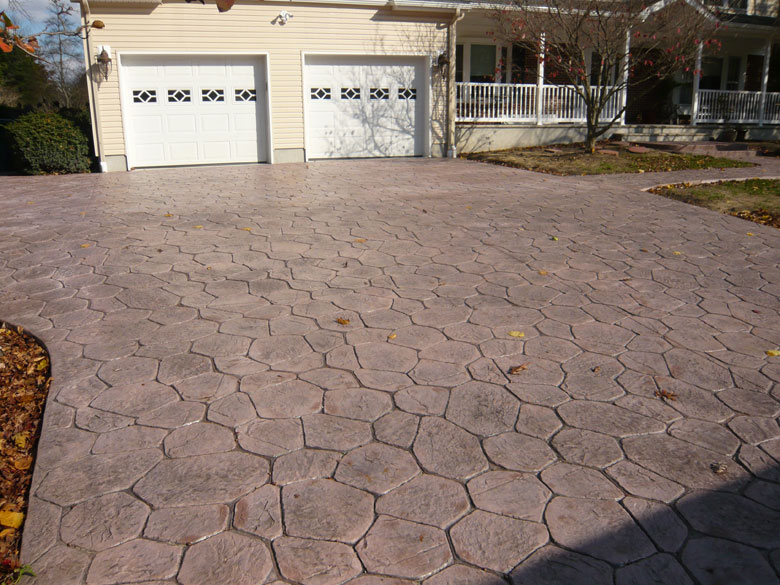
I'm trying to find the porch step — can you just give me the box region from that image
[614,125,721,143]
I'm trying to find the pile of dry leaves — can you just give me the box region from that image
[0,323,50,579]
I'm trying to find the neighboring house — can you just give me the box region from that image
[77,0,778,171]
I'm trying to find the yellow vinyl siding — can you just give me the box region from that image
[87,1,450,159]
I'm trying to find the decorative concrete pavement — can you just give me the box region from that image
[2,158,780,585]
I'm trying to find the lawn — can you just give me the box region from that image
[464,143,754,175]
[650,178,780,228]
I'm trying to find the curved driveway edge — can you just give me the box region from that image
[2,158,780,585]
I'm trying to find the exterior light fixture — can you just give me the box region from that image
[276,10,293,24]
[96,47,112,81]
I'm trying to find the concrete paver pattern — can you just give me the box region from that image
[2,158,780,585]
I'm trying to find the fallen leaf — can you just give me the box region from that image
[766,350,780,357]
[507,331,525,338]
[354,238,367,243]
[638,169,645,173]
[80,243,90,248]
[0,528,15,539]
[194,225,204,229]
[336,318,350,326]
[466,206,472,210]
[508,363,529,375]
[388,334,397,340]
[655,389,677,401]
[164,213,173,217]
[746,232,755,236]
[538,270,548,276]
[12,433,28,449]
[592,366,601,373]
[241,227,252,231]
[710,462,727,475]
[0,511,23,529]
[13,456,32,470]
[551,236,559,241]
[673,251,682,255]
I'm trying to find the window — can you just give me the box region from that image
[202,89,225,102]
[455,44,464,83]
[341,87,361,100]
[699,57,723,90]
[470,44,497,83]
[132,89,156,103]
[311,87,331,100]
[726,56,741,91]
[370,88,389,100]
[167,89,191,103]
[235,89,256,102]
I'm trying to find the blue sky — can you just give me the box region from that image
[1,0,83,34]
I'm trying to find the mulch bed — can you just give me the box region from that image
[0,323,50,581]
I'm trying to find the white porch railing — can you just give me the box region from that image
[456,83,537,122]
[456,82,624,124]
[694,89,780,124]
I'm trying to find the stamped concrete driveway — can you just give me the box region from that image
[3,158,780,585]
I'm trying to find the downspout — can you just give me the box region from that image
[80,0,107,172]
[447,8,464,158]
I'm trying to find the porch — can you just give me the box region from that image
[453,10,779,131]
[456,83,780,126]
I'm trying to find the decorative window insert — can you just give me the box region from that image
[370,88,390,100]
[341,87,361,100]
[398,88,417,100]
[311,87,331,100]
[167,89,191,103]
[201,88,225,102]
[235,89,257,102]
[132,89,157,103]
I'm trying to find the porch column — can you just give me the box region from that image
[691,41,703,126]
[758,40,772,126]
[536,33,545,126]
[620,30,631,125]
[447,9,462,158]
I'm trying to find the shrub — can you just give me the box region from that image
[6,111,90,175]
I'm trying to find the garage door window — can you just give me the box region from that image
[311,87,331,100]
[168,89,191,103]
[133,89,157,103]
[398,88,416,100]
[341,87,361,100]
[235,89,256,102]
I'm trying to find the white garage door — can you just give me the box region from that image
[122,55,267,167]
[305,56,426,159]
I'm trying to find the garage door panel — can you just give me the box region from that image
[168,142,199,162]
[167,115,197,133]
[305,56,425,159]
[123,55,267,167]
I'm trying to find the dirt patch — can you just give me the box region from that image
[463,142,754,175]
[0,324,50,581]
[649,179,780,229]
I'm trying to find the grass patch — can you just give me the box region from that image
[464,142,754,176]
[650,178,780,229]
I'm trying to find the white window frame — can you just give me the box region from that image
[457,39,510,83]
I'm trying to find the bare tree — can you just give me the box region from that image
[492,0,719,152]
[38,0,83,107]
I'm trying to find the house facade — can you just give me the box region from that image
[78,0,778,171]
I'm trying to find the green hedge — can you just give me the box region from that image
[6,111,91,175]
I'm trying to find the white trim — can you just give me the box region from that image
[301,51,434,159]
[116,50,273,169]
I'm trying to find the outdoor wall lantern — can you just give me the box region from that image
[274,10,293,25]
[432,51,449,72]
[96,47,113,81]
